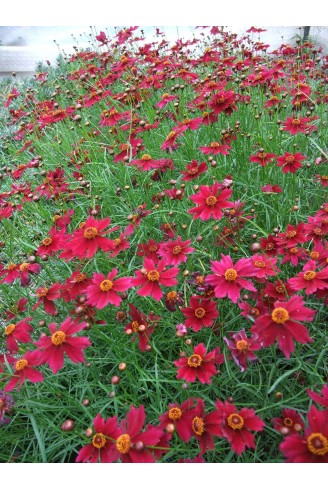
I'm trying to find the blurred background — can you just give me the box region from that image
[1,26,328,78]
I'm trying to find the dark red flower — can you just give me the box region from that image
[288,260,328,295]
[249,151,276,167]
[181,160,208,181]
[86,270,131,309]
[158,398,196,442]
[224,329,262,372]
[181,296,219,332]
[282,116,314,135]
[272,408,305,436]
[125,304,160,351]
[276,152,306,173]
[131,257,179,301]
[307,385,328,408]
[32,283,62,315]
[159,236,194,266]
[199,142,231,156]
[4,318,33,353]
[4,350,44,392]
[186,398,223,453]
[174,343,224,384]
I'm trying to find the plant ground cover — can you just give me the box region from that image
[0,26,327,464]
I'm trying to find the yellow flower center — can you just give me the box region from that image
[276,285,284,293]
[7,263,17,271]
[51,331,66,346]
[321,175,328,180]
[172,246,182,255]
[313,227,323,236]
[162,93,170,98]
[100,280,113,291]
[92,433,107,449]
[41,237,53,246]
[285,156,295,163]
[37,287,48,298]
[147,270,160,282]
[292,118,301,125]
[290,247,298,254]
[5,324,16,336]
[148,245,158,252]
[168,407,182,421]
[307,433,328,456]
[283,417,293,427]
[303,271,317,281]
[254,260,266,268]
[192,416,205,436]
[271,307,289,324]
[187,354,203,367]
[205,195,217,206]
[236,340,249,351]
[116,434,131,454]
[19,262,30,271]
[166,291,178,301]
[83,227,98,239]
[15,359,28,371]
[141,154,152,160]
[73,273,86,283]
[188,166,199,175]
[227,413,244,430]
[224,268,238,281]
[131,321,139,332]
[310,251,320,259]
[286,230,297,238]
[194,307,206,319]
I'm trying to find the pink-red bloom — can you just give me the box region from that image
[307,385,328,408]
[131,257,179,301]
[224,329,262,372]
[181,296,219,332]
[4,318,33,353]
[249,151,276,167]
[276,152,306,173]
[272,408,305,436]
[287,260,328,295]
[159,236,194,265]
[181,160,208,181]
[158,398,196,442]
[188,182,233,221]
[86,270,131,309]
[174,343,224,384]
[4,350,44,392]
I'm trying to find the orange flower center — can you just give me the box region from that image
[292,119,301,125]
[114,238,122,246]
[116,434,131,454]
[141,154,152,160]
[7,263,17,271]
[258,152,266,159]
[187,354,203,367]
[168,407,182,421]
[321,175,328,180]
[41,237,53,246]
[254,260,266,268]
[224,268,238,281]
[51,331,66,346]
[92,433,107,449]
[210,142,220,148]
[5,324,16,336]
[166,291,178,301]
[283,417,293,427]
[236,340,249,351]
[148,245,158,252]
[19,262,30,271]
[188,166,199,175]
[286,230,297,238]
[162,93,170,98]
[100,279,113,291]
[196,275,204,285]
[271,307,289,324]
[192,416,205,436]
[285,156,295,163]
[73,273,86,283]
[83,227,98,239]
[205,195,217,206]
[131,321,139,332]
[172,246,182,255]
[290,247,298,254]
[227,413,244,430]
[303,271,317,281]
[167,131,176,139]
[313,227,323,236]
[276,285,285,293]
[310,251,320,259]
[15,359,28,371]
[307,433,328,456]
[147,270,160,282]
[194,307,206,319]
[37,287,48,297]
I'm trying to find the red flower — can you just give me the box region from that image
[4,350,44,392]
[181,296,219,332]
[32,283,62,315]
[280,406,328,462]
[215,400,265,455]
[288,260,328,294]
[272,408,305,436]
[159,236,194,266]
[174,343,224,384]
[249,151,276,167]
[208,90,237,114]
[16,261,42,287]
[131,257,179,301]
[4,318,33,353]
[199,142,231,156]
[224,329,262,372]
[76,413,121,463]
[158,398,196,442]
[125,304,160,351]
[251,296,316,358]
[276,152,306,173]
[95,31,109,46]
[261,184,283,193]
[86,270,131,309]
[136,239,161,261]
[307,385,328,408]
[181,160,208,181]
[35,317,91,374]
[249,254,280,280]
[61,271,91,302]
[282,116,313,135]
[206,254,257,303]
[275,223,307,249]
[60,216,118,260]
[130,154,171,171]
[188,182,233,221]
[155,93,178,109]
[186,398,223,454]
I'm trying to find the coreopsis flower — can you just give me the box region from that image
[61,271,91,302]
[113,138,144,163]
[158,398,196,442]
[272,408,305,436]
[136,239,161,261]
[282,116,313,135]
[224,329,262,372]
[4,350,44,392]
[208,90,237,114]
[36,227,67,257]
[60,216,118,260]
[315,174,328,187]
[263,280,295,301]
[0,390,14,425]
[161,130,182,152]
[275,223,307,249]
[188,182,233,221]
[276,152,306,173]
[95,31,109,46]
[165,290,184,312]
[261,184,283,193]
[181,296,219,332]
[38,106,75,128]
[4,88,21,107]
[279,406,328,462]
[215,400,265,455]
[5,297,28,320]
[251,296,316,358]
[181,160,208,181]
[16,261,42,287]
[249,151,277,167]
[131,257,179,301]
[249,254,280,280]
[206,254,257,303]
[32,283,62,315]
[4,318,33,353]
[307,385,328,408]
[199,142,231,156]
[288,260,328,295]
[186,398,223,454]
[86,270,131,309]
[35,317,91,374]
[174,343,224,384]
[280,246,308,267]
[130,154,171,171]
[303,216,328,245]
[124,304,160,351]
[99,107,131,127]
[109,232,131,257]
[155,93,178,109]
[76,413,121,463]
[159,236,194,266]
